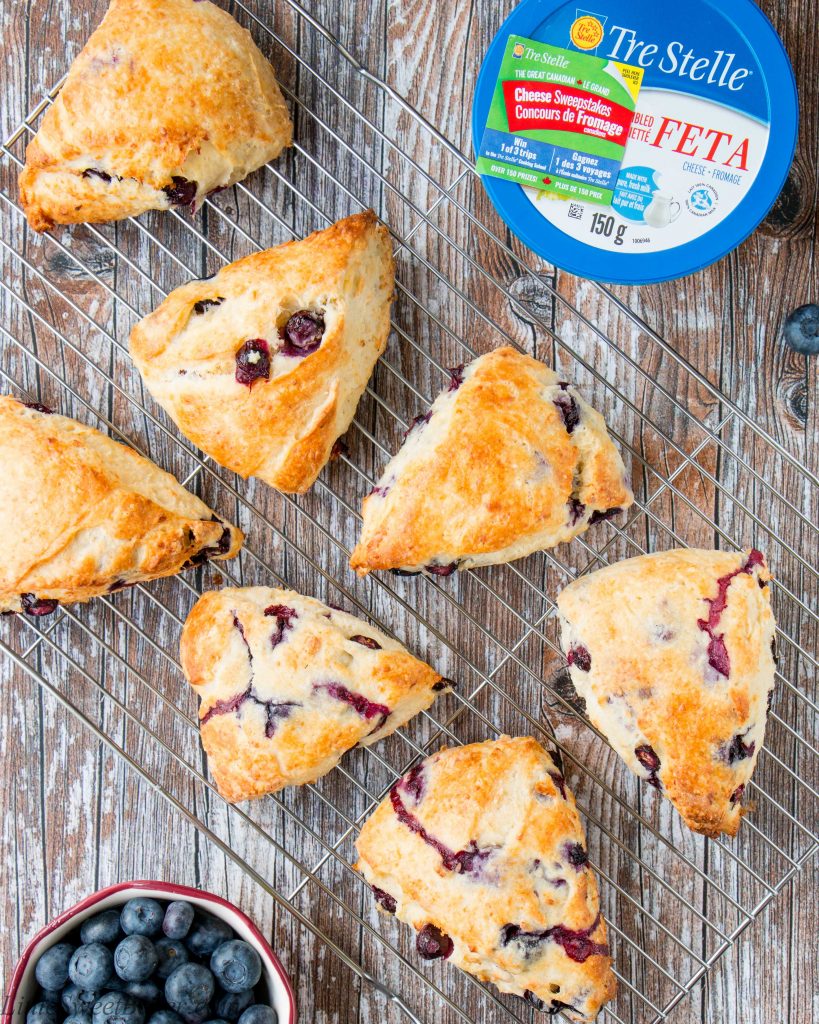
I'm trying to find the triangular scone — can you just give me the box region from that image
[356,737,616,1021]
[19,0,292,232]
[180,586,448,801]
[350,347,633,575]
[130,211,394,493]
[0,397,242,614]
[557,549,777,838]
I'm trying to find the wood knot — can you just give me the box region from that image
[786,380,808,424]
[760,164,813,238]
[509,273,555,323]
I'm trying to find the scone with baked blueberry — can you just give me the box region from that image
[19,0,292,231]
[180,586,449,801]
[130,211,394,494]
[356,736,616,1021]
[558,548,777,837]
[0,396,242,614]
[350,346,633,576]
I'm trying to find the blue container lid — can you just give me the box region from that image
[472,0,798,284]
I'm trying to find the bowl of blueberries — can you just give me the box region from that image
[2,882,295,1024]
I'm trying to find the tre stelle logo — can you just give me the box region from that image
[570,14,605,50]
[513,42,525,58]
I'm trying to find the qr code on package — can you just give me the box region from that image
[568,203,584,221]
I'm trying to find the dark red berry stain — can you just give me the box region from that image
[163,176,198,207]
[416,923,453,960]
[193,297,224,315]
[279,310,325,357]
[724,733,755,764]
[564,842,588,869]
[425,561,458,577]
[402,763,426,803]
[23,401,53,414]
[567,645,591,672]
[349,634,382,650]
[567,497,586,525]
[313,682,390,730]
[730,783,745,805]
[371,886,396,914]
[330,438,348,461]
[697,549,765,679]
[390,783,494,878]
[390,568,421,577]
[20,593,59,616]
[553,392,580,434]
[589,507,622,526]
[448,365,465,391]
[182,517,232,568]
[432,677,454,692]
[547,749,567,799]
[263,604,297,648]
[635,744,662,789]
[235,339,270,388]
[403,411,432,442]
[500,913,608,963]
[82,168,122,182]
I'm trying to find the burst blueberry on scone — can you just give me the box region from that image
[19,0,292,231]
[180,586,450,801]
[349,346,633,577]
[130,211,394,494]
[557,548,777,838]
[0,396,242,614]
[355,736,617,1021]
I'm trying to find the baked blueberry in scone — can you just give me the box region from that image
[0,396,242,614]
[557,548,777,838]
[349,347,633,576]
[179,587,449,801]
[19,0,292,232]
[355,737,616,1021]
[130,211,394,494]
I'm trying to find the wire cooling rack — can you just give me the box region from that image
[1,2,816,1022]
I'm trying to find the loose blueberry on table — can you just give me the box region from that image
[25,898,279,1024]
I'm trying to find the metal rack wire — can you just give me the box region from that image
[0,1,816,1022]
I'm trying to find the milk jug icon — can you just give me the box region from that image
[644,191,681,228]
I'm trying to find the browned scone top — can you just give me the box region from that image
[558,548,777,838]
[349,346,633,575]
[180,586,448,802]
[355,736,616,1021]
[19,0,292,231]
[0,396,242,614]
[130,211,394,493]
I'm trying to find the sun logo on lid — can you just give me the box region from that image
[570,15,604,50]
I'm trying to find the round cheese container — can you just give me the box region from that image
[472,0,799,284]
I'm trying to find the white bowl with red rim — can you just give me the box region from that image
[1,880,296,1024]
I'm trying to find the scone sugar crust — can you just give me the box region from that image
[130,211,394,493]
[19,0,292,231]
[180,586,447,801]
[557,548,777,837]
[0,396,242,613]
[349,346,633,575]
[355,736,616,1021]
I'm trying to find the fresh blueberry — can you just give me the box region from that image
[124,981,160,1004]
[237,1008,277,1024]
[121,898,164,937]
[92,993,145,1024]
[185,913,233,957]
[35,943,76,990]
[165,963,216,1016]
[62,984,100,1015]
[155,938,189,979]
[783,304,819,355]
[162,902,195,940]
[27,1003,59,1024]
[213,991,254,1022]
[210,941,261,994]
[147,1013,184,1024]
[114,935,158,982]
[69,943,115,990]
[81,910,123,945]
[415,923,453,960]
[65,1015,93,1024]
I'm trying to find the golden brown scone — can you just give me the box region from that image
[0,396,242,614]
[19,0,292,231]
[557,549,777,838]
[349,346,633,575]
[355,737,616,1021]
[180,586,448,801]
[130,211,394,494]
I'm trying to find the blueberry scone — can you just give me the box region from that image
[558,549,777,838]
[349,347,633,576]
[19,0,292,231]
[0,397,242,614]
[130,212,394,494]
[180,587,449,801]
[356,736,616,1021]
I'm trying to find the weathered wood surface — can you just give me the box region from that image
[0,1,816,1023]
